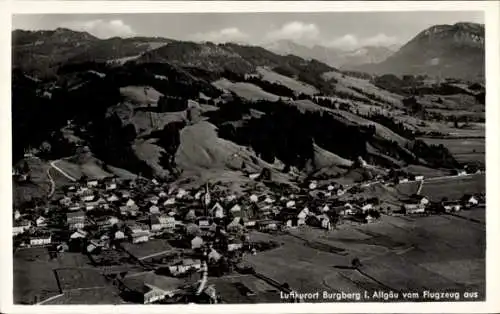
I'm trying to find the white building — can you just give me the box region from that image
[30,234,51,246]
[36,216,47,227]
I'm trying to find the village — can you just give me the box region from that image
[12,164,485,304]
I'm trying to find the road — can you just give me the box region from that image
[50,160,77,182]
[46,168,56,198]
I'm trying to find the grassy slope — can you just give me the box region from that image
[212,79,281,102]
[13,158,51,207]
[256,66,319,96]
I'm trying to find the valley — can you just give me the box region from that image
[11,20,486,304]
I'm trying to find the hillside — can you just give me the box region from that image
[12,27,481,202]
[349,22,485,80]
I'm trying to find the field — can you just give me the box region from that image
[243,211,485,302]
[256,66,318,96]
[42,287,126,305]
[121,239,174,260]
[420,174,485,201]
[54,159,111,180]
[55,268,109,291]
[212,79,280,101]
[419,137,485,164]
[210,274,282,303]
[13,158,51,206]
[13,248,92,304]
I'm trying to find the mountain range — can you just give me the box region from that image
[350,22,485,80]
[11,22,484,204]
[263,40,397,68]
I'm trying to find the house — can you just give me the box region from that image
[457,170,467,176]
[403,203,426,214]
[149,205,160,214]
[226,194,237,202]
[121,191,131,199]
[228,241,243,252]
[249,194,259,203]
[67,211,86,230]
[13,220,31,236]
[126,199,136,207]
[168,259,202,276]
[114,230,126,240]
[321,205,330,212]
[230,204,241,214]
[68,204,82,212]
[443,201,462,212]
[191,236,204,249]
[327,185,335,191]
[398,178,409,184]
[163,198,176,206]
[309,181,317,190]
[152,178,159,185]
[176,188,188,199]
[59,196,72,207]
[197,217,211,229]
[159,215,176,229]
[210,202,225,218]
[208,249,222,263]
[108,216,120,225]
[337,189,346,196]
[57,242,69,252]
[30,233,52,246]
[264,197,275,204]
[297,207,309,226]
[249,173,260,180]
[107,194,119,202]
[87,180,99,188]
[36,216,47,227]
[258,220,278,231]
[227,217,242,231]
[158,191,167,198]
[132,231,150,244]
[150,215,163,231]
[318,214,332,230]
[106,183,117,191]
[286,200,296,208]
[70,229,88,239]
[185,209,197,222]
[415,175,424,181]
[148,196,160,205]
[464,195,479,207]
[365,215,376,223]
[361,204,373,212]
[194,191,203,200]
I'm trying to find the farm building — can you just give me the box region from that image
[443,201,462,212]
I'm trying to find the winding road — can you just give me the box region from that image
[46,159,77,200]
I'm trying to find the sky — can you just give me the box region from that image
[12,11,484,50]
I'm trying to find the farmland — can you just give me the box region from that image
[243,211,485,301]
[420,174,485,201]
[121,239,175,260]
[419,137,485,164]
[13,247,93,304]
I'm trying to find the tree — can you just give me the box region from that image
[351,257,362,269]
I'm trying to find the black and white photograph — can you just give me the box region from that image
[4,1,499,311]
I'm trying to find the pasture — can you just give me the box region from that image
[243,211,485,302]
[13,248,93,304]
[420,174,485,201]
[419,137,485,164]
[121,239,174,260]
